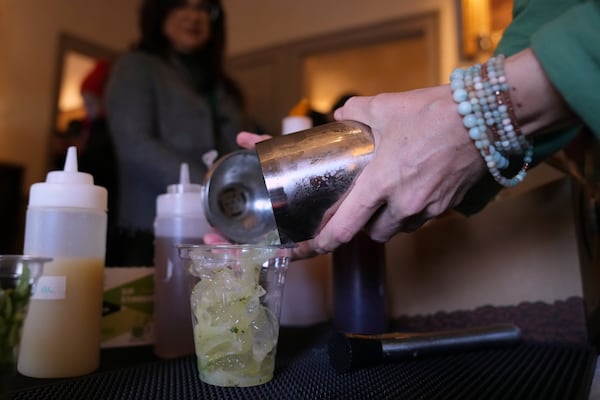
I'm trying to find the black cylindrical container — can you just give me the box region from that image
[332,231,388,334]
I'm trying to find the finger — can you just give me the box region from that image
[290,240,320,260]
[362,205,398,242]
[312,165,385,252]
[363,206,418,242]
[203,232,231,245]
[333,96,374,123]
[371,200,434,239]
[236,132,272,149]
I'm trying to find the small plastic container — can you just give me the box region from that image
[0,255,51,395]
[153,163,213,359]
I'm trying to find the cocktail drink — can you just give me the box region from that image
[0,255,50,399]
[178,245,290,387]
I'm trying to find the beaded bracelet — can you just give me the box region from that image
[449,55,533,187]
[482,56,530,156]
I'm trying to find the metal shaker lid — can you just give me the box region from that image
[203,149,278,244]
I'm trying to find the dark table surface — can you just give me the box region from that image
[11,323,332,392]
[9,298,597,399]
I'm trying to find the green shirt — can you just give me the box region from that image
[457,0,600,214]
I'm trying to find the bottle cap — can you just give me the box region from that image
[282,116,312,135]
[282,99,313,135]
[288,98,310,116]
[156,163,204,216]
[28,146,108,210]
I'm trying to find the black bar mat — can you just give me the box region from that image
[10,340,596,400]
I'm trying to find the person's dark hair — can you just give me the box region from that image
[136,0,244,107]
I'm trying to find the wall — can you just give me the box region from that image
[223,0,458,82]
[227,11,440,134]
[386,176,583,317]
[222,0,459,81]
[0,0,457,192]
[0,0,140,192]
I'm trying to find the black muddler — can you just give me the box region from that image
[328,323,522,373]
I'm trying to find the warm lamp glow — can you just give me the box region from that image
[58,52,96,112]
[55,51,98,132]
[461,0,492,59]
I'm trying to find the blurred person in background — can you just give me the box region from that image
[106,0,257,265]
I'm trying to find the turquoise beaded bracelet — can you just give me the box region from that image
[450,55,532,187]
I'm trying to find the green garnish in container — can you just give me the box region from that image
[0,255,50,398]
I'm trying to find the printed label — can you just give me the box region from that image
[32,276,67,300]
[101,268,154,347]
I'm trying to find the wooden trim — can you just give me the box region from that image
[227,12,440,134]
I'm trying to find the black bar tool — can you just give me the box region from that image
[328,323,522,373]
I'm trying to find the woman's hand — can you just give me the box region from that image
[202,131,272,246]
[238,131,319,259]
[203,131,319,260]
[309,86,487,253]
[309,49,576,254]
[203,232,231,245]
[203,231,318,260]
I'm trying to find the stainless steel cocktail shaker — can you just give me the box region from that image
[204,120,374,244]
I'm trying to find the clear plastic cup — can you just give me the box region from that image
[178,244,291,387]
[0,255,51,397]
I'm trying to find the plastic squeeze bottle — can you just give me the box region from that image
[18,146,107,378]
[279,100,332,326]
[153,163,212,358]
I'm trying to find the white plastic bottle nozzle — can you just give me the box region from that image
[156,163,204,218]
[179,162,190,186]
[29,146,107,210]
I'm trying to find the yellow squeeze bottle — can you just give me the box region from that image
[18,146,107,378]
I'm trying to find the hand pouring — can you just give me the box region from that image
[204,120,374,244]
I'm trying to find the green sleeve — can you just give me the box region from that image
[531,0,600,138]
[455,0,596,215]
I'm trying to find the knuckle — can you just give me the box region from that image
[332,225,356,245]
